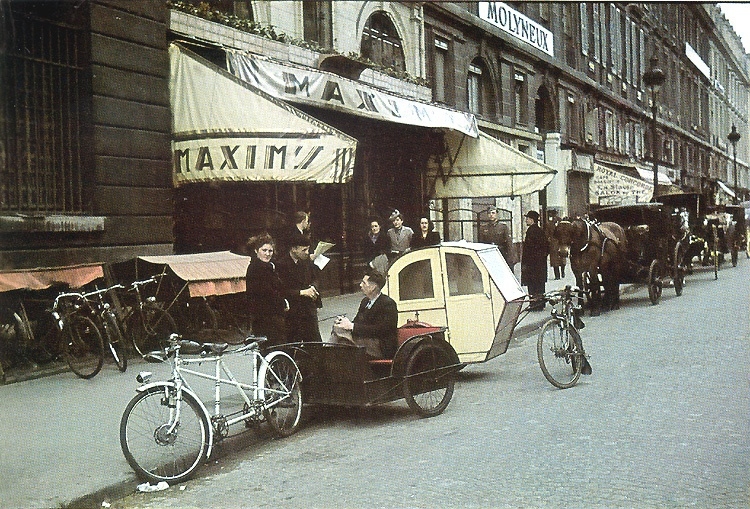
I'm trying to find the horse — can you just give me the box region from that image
[551,217,628,316]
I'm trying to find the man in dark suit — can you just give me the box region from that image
[334,270,398,359]
[276,232,322,343]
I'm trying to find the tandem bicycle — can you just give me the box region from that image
[119,333,302,484]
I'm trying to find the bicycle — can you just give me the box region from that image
[121,276,178,357]
[50,291,106,379]
[536,285,591,389]
[88,285,129,372]
[120,333,303,484]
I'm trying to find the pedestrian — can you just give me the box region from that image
[479,207,514,267]
[281,211,313,257]
[387,209,413,261]
[332,269,398,359]
[411,216,441,249]
[546,213,567,280]
[276,232,323,343]
[363,217,389,268]
[245,233,288,346]
[521,210,548,310]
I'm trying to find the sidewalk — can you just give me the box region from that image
[0,266,569,509]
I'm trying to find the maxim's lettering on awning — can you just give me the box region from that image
[172,136,354,184]
[478,2,554,57]
[170,43,358,186]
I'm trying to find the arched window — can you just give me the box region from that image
[361,12,405,72]
[467,58,496,118]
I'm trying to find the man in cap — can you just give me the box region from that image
[521,210,548,310]
[276,232,323,343]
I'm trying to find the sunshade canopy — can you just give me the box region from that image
[138,251,251,297]
[426,130,556,198]
[0,263,104,293]
[170,43,357,186]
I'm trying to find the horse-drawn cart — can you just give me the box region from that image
[591,203,686,305]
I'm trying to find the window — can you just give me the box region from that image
[361,11,405,72]
[445,253,483,296]
[1,2,90,213]
[467,58,496,119]
[514,72,528,126]
[433,37,449,103]
[398,260,434,301]
[468,64,481,114]
[303,1,332,47]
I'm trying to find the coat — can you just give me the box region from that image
[479,220,514,265]
[546,223,567,268]
[275,254,322,343]
[352,293,399,359]
[521,223,548,286]
[411,230,441,249]
[363,232,389,263]
[245,258,288,345]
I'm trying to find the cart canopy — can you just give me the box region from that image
[137,251,251,297]
[0,263,104,293]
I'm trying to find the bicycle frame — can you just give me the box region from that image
[136,339,299,449]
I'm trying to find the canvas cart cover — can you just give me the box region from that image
[170,44,357,186]
[0,263,104,292]
[426,130,556,198]
[137,251,251,297]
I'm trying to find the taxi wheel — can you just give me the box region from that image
[403,343,455,418]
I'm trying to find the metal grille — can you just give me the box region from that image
[1,5,88,213]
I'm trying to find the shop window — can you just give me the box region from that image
[1,2,90,213]
[303,1,331,47]
[445,253,483,296]
[398,259,434,301]
[361,11,405,72]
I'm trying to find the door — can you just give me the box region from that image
[440,248,496,362]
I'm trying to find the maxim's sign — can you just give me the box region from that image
[479,2,554,57]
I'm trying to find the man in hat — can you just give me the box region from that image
[521,210,548,310]
[276,232,323,343]
[479,207,514,267]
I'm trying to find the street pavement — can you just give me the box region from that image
[0,263,569,509]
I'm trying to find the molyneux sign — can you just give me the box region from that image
[478,2,554,57]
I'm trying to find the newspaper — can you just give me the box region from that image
[313,241,335,269]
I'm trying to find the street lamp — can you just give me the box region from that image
[643,55,666,200]
[728,124,741,205]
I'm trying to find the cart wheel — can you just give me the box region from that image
[673,243,684,297]
[403,343,455,418]
[648,259,662,305]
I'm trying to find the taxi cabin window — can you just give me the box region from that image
[398,259,434,301]
[445,253,483,296]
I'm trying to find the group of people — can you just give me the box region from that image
[363,210,441,272]
[245,211,399,360]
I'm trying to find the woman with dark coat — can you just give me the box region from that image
[245,233,288,346]
[411,216,441,249]
[521,210,549,310]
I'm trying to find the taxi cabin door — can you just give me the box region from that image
[386,248,447,331]
[438,247,496,362]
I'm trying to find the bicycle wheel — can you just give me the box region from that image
[403,342,456,417]
[262,354,303,437]
[120,385,210,484]
[64,315,104,379]
[537,319,583,389]
[103,311,127,372]
[129,306,177,356]
[180,298,218,335]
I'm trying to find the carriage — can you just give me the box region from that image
[591,203,686,305]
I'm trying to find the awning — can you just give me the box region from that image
[138,251,251,297]
[0,263,104,293]
[226,50,478,138]
[590,162,654,205]
[425,130,556,198]
[170,43,357,186]
[716,180,736,199]
[636,167,673,185]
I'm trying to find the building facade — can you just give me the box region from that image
[1,1,748,286]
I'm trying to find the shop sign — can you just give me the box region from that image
[478,2,554,57]
[590,164,653,205]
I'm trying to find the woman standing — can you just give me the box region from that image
[411,216,441,249]
[245,233,288,346]
[386,209,414,260]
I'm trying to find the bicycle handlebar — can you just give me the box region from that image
[129,275,164,289]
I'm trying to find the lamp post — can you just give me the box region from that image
[728,124,741,205]
[643,56,666,200]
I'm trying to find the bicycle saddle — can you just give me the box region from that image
[178,340,228,355]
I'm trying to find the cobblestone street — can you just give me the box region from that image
[109,261,750,509]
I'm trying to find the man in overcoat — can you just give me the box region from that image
[521,210,548,310]
[276,233,323,343]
